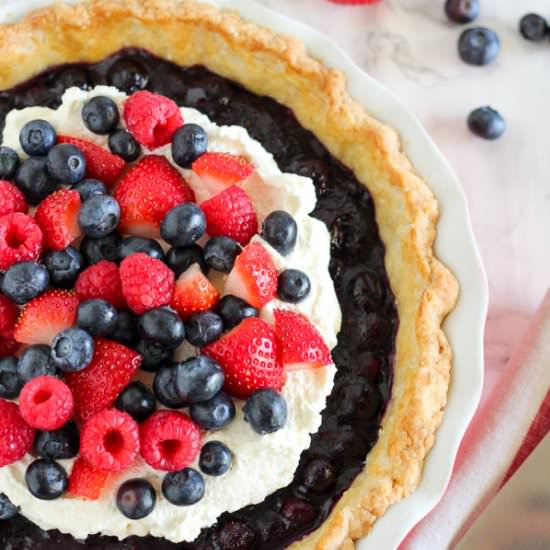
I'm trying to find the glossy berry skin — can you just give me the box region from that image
[80,233,122,265]
[519,13,549,42]
[136,340,173,372]
[171,124,208,168]
[160,203,206,248]
[108,129,141,162]
[174,356,224,404]
[76,260,126,309]
[78,194,121,238]
[166,245,208,276]
[0,147,19,180]
[153,365,187,408]
[137,307,185,349]
[0,357,22,398]
[77,299,119,337]
[1,261,49,305]
[115,381,156,423]
[243,389,288,435]
[82,96,120,134]
[72,178,108,202]
[19,120,57,156]
[46,144,86,184]
[117,236,165,262]
[203,236,241,273]
[17,345,56,384]
[67,457,110,500]
[162,467,205,506]
[468,107,506,140]
[199,441,233,476]
[444,0,480,24]
[25,458,67,500]
[262,211,298,256]
[116,478,156,520]
[185,311,224,347]
[34,421,80,459]
[215,295,258,330]
[458,27,500,66]
[111,309,139,348]
[190,392,235,431]
[0,493,19,520]
[14,157,57,205]
[277,269,311,303]
[43,246,83,288]
[51,328,95,373]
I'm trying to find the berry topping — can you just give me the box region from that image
[51,328,95,373]
[262,210,297,256]
[75,260,126,309]
[160,203,206,248]
[34,421,80,459]
[0,337,20,359]
[199,441,233,476]
[19,376,74,431]
[215,295,258,330]
[67,457,110,500]
[204,317,283,399]
[519,13,549,42]
[445,0,480,24]
[108,129,141,162]
[80,409,140,471]
[0,399,34,466]
[82,96,120,134]
[1,261,49,305]
[166,244,208,276]
[46,143,86,184]
[13,290,79,346]
[110,310,139,348]
[14,157,57,206]
[78,194,121,238]
[72,178,108,202]
[115,381,156,423]
[116,478,156,520]
[108,59,149,94]
[137,306,185,349]
[468,106,506,140]
[123,90,183,149]
[0,212,43,271]
[114,155,194,238]
[0,493,19,520]
[162,468,205,506]
[458,27,500,66]
[35,189,82,251]
[77,299,119,337]
[277,269,311,303]
[117,236,165,262]
[139,410,201,472]
[17,345,56,384]
[224,242,277,308]
[171,124,208,168]
[136,340,173,373]
[0,293,18,339]
[174,356,224,404]
[0,357,22,399]
[185,311,224,347]
[25,458,67,500]
[80,232,122,264]
[243,389,288,435]
[20,120,57,156]
[43,246,83,288]
[190,392,235,431]
[0,147,20,180]
[65,338,142,424]
[153,365,188,408]
[204,236,241,273]
[0,180,27,217]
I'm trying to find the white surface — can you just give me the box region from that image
[0,1,489,549]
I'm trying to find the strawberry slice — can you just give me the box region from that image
[203,317,283,399]
[224,242,277,308]
[35,189,82,251]
[65,338,142,424]
[114,155,195,238]
[68,457,111,500]
[170,263,219,320]
[13,290,79,346]
[0,294,18,339]
[274,310,331,371]
[58,136,125,187]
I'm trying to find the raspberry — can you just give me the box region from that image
[123,91,183,149]
[0,336,20,358]
[0,181,27,217]
[0,212,43,271]
[75,260,126,309]
[140,410,201,472]
[68,457,111,500]
[0,399,34,466]
[119,253,175,315]
[0,294,18,339]
[19,376,74,431]
[80,409,139,472]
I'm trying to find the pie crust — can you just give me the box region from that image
[0,1,459,548]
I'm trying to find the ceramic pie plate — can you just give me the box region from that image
[0,1,488,548]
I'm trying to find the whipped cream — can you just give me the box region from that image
[0,87,342,542]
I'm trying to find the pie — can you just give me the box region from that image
[0,1,458,549]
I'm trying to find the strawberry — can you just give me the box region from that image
[201,186,258,246]
[34,189,82,251]
[58,136,125,187]
[0,336,20,358]
[13,290,79,346]
[0,212,43,271]
[0,180,27,217]
[75,260,126,309]
[68,457,111,500]
[203,317,283,399]
[224,242,277,308]
[65,338,142,424]
[0,294,18,339]
[114,155,195,238]
[170,263,219,320]
[273,310,331,371]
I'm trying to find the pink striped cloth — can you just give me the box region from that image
[399,291,550,550]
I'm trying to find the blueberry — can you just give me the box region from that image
[162,468,205,506]
[82,96,120,134]
[215,295,258,330]
[34,421,79,459]
[171,124,208,168]
[0,493,19,520]
[153,365,187,408]
[15,157,57,205]
[25,458,67,500]
[277,269,311,303]
[160,203,206,248]
[302,458,335,493]
[77,299,118,336]
[19,120,56,156]
[115,381,156,422]
[444,0,480,24]
[190,392,235,431]
[185,311,224,347]
[107,60,149,94]
[46,143,86,184]
[51,328,95,372]
[519,13,549,42]
[468,106,506,140]
[1,261,50,305]
[111,309,139,348]
[0,357,22,399]
[174,356,224,404]
[108,130,141,162]
[137,307,185,349]
[243,389,287,434]
[136,340,173,372]
[262,211,297,256]
[116,478,156,519]
[78,195,121,238]
[166,245,208,276]
[0,146,19,179]
[80,232,122,264]
[43,246,83,288]
[52,68,90,93]
[458,27,500,66]
[72,178,107,202]
[203,236,241,273]
[17,345,56,383]
[199,441,233,476]
[117,236,165,262]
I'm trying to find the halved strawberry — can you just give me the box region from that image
[224,242,277,308]
[35,189,82,251]
[68,457,111,500]
[0,294,18,339]
[203,317,283,399]
[13,290,79,346]
[274,309,331,371]
[170,263,219,320]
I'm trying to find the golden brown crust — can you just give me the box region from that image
[0,1,459,548]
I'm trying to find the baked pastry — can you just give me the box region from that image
[0,1,458,549]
